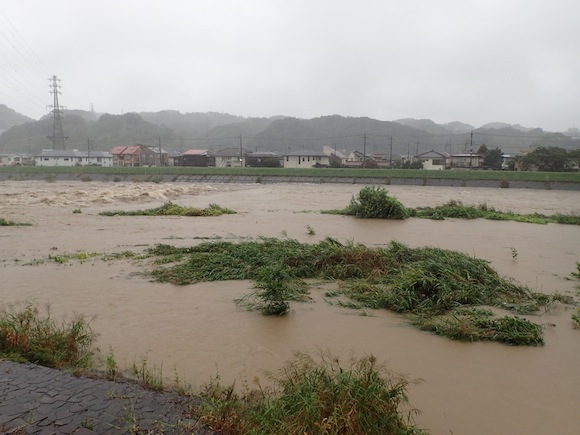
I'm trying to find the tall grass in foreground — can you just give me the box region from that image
[0,303,95,369]
[147,237,558,345]
[196,352,425,435]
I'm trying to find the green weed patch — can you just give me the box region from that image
[325,187,580,225]
[0,217,31,226]
[147,238,558,345]
[99,202,235,217]
[195,351,425,435]
[410,200,580,225]
[0,303,95,369]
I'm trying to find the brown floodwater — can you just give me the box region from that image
[1,180,579,434]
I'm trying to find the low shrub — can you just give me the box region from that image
[343,186,408,219]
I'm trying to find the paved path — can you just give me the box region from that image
[0,360,211,434]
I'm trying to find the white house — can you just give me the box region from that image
[214,147,248,168]
[413,150,448,170]
[284,150,330,168]
[35,149,113,167]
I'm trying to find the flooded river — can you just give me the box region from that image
[1,180,579,434]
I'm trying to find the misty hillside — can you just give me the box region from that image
[0,104,34,132]
[1,106,578,156]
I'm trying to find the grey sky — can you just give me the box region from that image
[1,0,578,131]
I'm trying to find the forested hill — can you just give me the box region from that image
[0,107,578,156]
[0,104,33,132]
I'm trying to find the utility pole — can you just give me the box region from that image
[469,130,474,169]
[47,75,68,149]
[87,138,92,165]
[389,135,393,168]
[415,140,419,156]
[362,132,367,168]
[239,135,243,167]
[158,137,162,167]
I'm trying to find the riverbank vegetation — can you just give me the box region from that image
[98,202,235,217]
[195,351,425,434]
[146,237,560,345]
[0,302,425,434]
[0,303,94,370]
[2,164,580,183]
[325,186,580,225]
[0,217,31,226]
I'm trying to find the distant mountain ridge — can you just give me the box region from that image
[0,104,34,132]
[0,105,578,156]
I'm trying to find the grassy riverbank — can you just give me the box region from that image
[1,164,580,183]
[0,303,426,434]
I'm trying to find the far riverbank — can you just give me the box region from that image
[1,169,580,190]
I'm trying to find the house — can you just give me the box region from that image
[283,150,330,168]
[214,148,248,168]
[413,150,448,170]
[166,150,182,167]
[111,145,168,167]
[448,153,484,170]
[175,149,215,167]
[35,149,113,167]
[245,151,282,167]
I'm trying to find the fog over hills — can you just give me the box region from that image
[0,105,578,157]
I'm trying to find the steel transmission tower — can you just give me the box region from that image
[47,75,68,149]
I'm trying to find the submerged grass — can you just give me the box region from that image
[195,351,425,435]
[147,237,557,345]
[0,217,32,226]
[0,303,95,369]
[409,200,580,225]
[98,202,236,217]
[324,187,580,225]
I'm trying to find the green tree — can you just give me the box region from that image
[483,148,503,170]
[521,146,570,172]
[477,144,488,155]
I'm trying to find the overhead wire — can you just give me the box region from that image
[0,6,53,118]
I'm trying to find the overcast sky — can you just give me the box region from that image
[1,0,578,131]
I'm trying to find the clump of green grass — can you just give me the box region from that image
[325,187,580,225]
[411,308,543,345]
[98,202,236,217]
[236,264,310,315]
[409,200,580,225]
[0,302,95,369]
[130,355,164,391]
[195,351,424,435]
[0,217,32,226]
[333,186,409,219]
[146,238,557,345]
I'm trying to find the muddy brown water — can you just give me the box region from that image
[1,180,579,434]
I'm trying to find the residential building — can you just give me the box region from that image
[448,153,484,169]
[35,149,113,167]
[175,149,215,167]
[413,150,449,170]
[214,148,248,168]
[283,150,330,168]
[245,151,282,167]
[111,145,168,167]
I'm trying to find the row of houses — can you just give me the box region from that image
[0,144,507,170]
